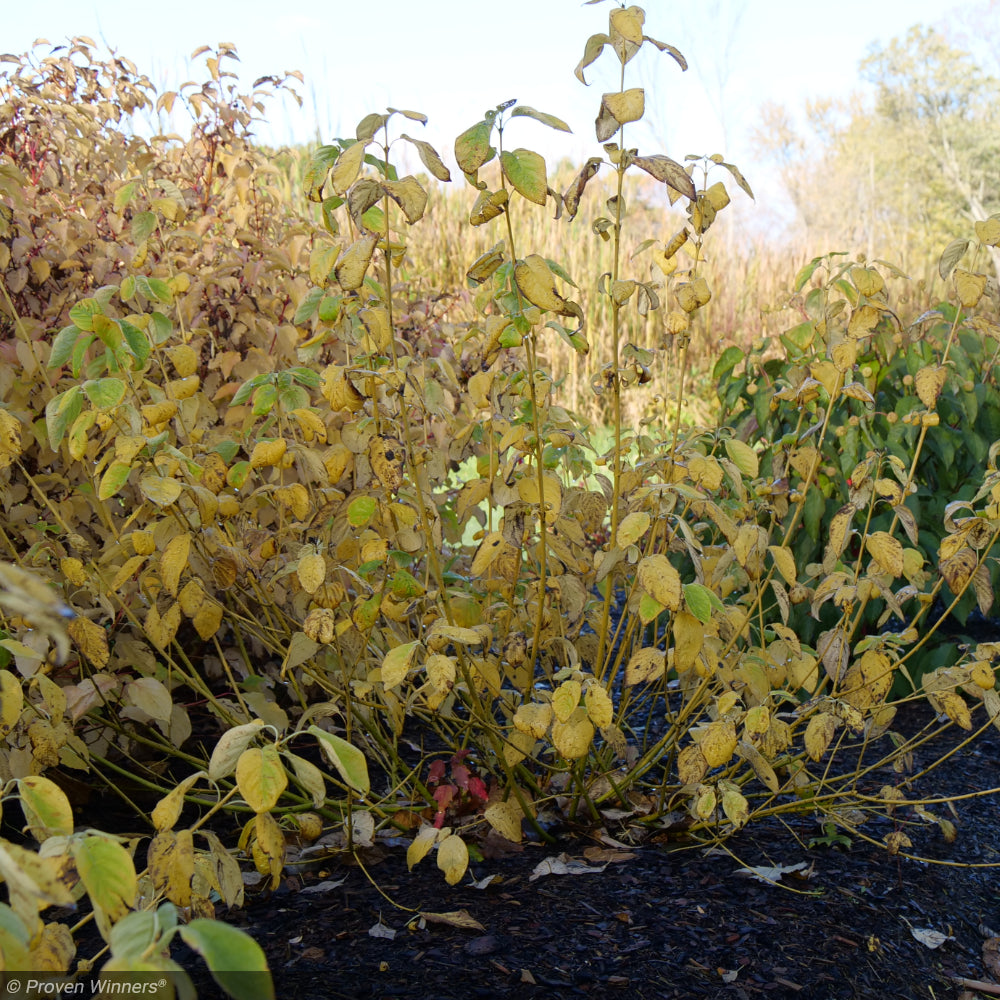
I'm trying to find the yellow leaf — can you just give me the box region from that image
[131,530,156,556]
[841,650,893,710]
[178,579,205,617]
[0,669,23,734]
[335,233,377,291]
[67,616,109,669]
[168,344,198,377]
[160,533,190,598]
[584,683,613,728]
[331,140,366,194]
[673,611,703,671]
[209,719,266,781]
[514,702,552,738]
[636,554,681,610]
[236,744,288,813]
[596,88,644,141]
[407,825,439,871]
[320,366,365,414]
[253,811,285,889]
[297,553,326,594]
[694,784,717,820]
[551,708,594,759]
[625,647,665,685]
[437,833,469,886]
[552,679,582,723]
[850,266,884,297]
[865,531,903,577]
[151,772,205,832]
[939,546,977,594]
[954,268,987,308]
[193,602,223,640]
[677,745,707,785]
[139,474,182,507]
[914,365,947,409]
[29,921,74,973]
[936,690,972,730]
[291,407,328,444]
[804,712,837,760]
[615,511,650,548]
[823,504,855,573]
[974,218,1000,247]
[700,719,736,768]
[381,641,420,688]
[738,741,779,793]
[249,438,287,470]
[126,677,172,722]
[470,532,508,577]
[484,798,524,842]
[720,782,749,829]
[768,545,797,586]
[275,483,311,521]
[724,438,758,478]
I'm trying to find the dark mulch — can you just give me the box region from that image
[157,705,1000,1000]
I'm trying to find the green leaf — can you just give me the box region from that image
[794,258,821,293]
[99,461,132,501]
[290,367,322,388]
[454,120,495,176]
[120,321,151,367]
[145,278,173,304]
[83,377,126,410]
[18,775,74,840]
[232,373,270,406]
[45,386,83,449]
[48,325,82,369]
[308,725,370,795]
[251,383,278,416]
[131,211,157,245]
[725,438,759,478]
[347,496,377,527]
[69,299,102,332]
[938,238,971,281]
[149,312,172,344]
[713,345,744,380]
[400,133,452,182]
[510,106,572,133]
[500,149,547,206]
[683,583,724,624]
[108,909,159,962]
[293,286,324,324]
[575,32,611,84]
[179,919,274,1000]
[114,181,138,212]
[73,835,137,923]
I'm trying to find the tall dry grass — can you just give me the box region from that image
[265,145,948,429]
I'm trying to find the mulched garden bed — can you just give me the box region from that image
[158,704,1000,1000]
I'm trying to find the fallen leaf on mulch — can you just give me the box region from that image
[583,846,636,863]
[368,920,396,940]
[911,927,953,949]
[735,860,812,883]
[529,853,608,881]
[983,936,1000,978]
[419,909,486,931]
[299,877,347,894]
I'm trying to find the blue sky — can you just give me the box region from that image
[4,0,965,226]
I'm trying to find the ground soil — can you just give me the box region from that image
[158,704,1000,1000]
